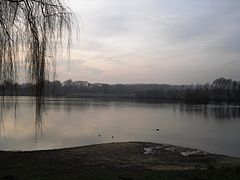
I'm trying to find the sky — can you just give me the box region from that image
[56,0,240,84]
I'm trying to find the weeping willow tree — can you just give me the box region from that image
[0,0,73,96]
[0,0,74,141]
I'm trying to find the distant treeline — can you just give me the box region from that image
[1,77,240,104]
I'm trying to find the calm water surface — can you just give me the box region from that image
[0,97,240,157]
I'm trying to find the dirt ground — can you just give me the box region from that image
[0,142,240,179]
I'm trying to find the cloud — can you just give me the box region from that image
[64,0,240,84]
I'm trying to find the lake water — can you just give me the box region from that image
[0,97,240,157]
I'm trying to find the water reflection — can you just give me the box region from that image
[0,96,19,137]
[178,104,240,120]
[0,98,240,157]
[35,97,45,143]
[0,97,46,143]
[0,99,4,137]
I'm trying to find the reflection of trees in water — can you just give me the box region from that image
[0,97,19,137]
[179,105,209,119]
[60,99,111,114]
[0,97,45,142]
[0,99,4,137]
[210,107,240,120]
[35,97,45,143]
[179,104,240,120]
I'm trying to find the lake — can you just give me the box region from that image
[0,97,240,157]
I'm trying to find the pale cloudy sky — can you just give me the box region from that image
[57,0,240,84]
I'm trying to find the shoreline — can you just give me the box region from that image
[1,142,240,179]
[1,141,239,158]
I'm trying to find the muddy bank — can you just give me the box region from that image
[0,142,240,179]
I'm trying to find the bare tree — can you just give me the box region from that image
[0,0,73,96]
[0,0,74,140]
